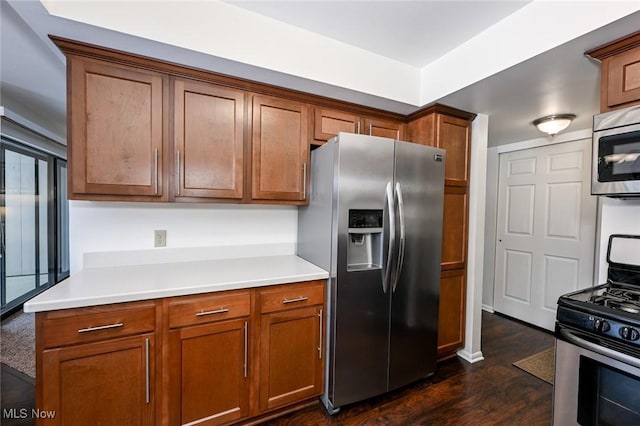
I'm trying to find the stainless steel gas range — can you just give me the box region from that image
[554,234,640,425]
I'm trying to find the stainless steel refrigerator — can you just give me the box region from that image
[297,132,445,413]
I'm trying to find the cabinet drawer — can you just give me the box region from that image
[259,281,324,314]
[40,301,157,349]
[168,290,250,329]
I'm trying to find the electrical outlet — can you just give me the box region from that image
[154,230,167,247]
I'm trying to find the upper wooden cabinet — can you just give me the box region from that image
[252,95,309,203]
[56,37,475,209]
[313,107,404,144]
[586,31,640,112]
[173,78,245,200]
[406,110,471,186]
[314,108,360,142]
[68,56,167,200]
[365,117,404,139]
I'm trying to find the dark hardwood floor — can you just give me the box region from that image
[1,363,35,426]
[267,311,554,425]
[0,311,554,426]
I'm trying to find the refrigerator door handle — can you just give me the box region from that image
[392,182,406,292]
[382,181,396,294]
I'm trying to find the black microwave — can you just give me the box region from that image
[592,105,640,197]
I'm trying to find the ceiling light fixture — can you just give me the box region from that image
[532,114,576,136]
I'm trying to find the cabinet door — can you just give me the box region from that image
[174,79,244,200]
[252,96,309,202]
[364,117,404,139]
[435,114,471,186]
[259,306,323,412]
[313,108,360,143]
[169,319,249,426]
[437,269,466,358]
[605,45,640,110]
[441,186,468,271]
[41,334,155,426]
[68,56,166,199]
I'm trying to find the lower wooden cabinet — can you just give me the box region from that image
[36,300,159,426]
[257,281,325,413]
[169,319,249,426]
[36,281,326,426]
[167,290,251,425]
[437,269,466,358]
[40,333,156,426]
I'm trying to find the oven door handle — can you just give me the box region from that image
[560,329,640,370]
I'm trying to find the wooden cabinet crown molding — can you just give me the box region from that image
[585,30,640,61]
[406,103,477,123]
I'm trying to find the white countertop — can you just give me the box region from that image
[23,254,329,313]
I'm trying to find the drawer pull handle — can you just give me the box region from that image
[282,296,308,304]
[318,309,323,359]
[196,308,229,317]
[243,321,248,378]
[77,322,124,333]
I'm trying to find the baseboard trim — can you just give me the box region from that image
[482,304,495,313]
[456,349,485,364]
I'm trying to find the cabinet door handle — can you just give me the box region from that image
[145,337,150,404]
[368,123,373,135]
[318,309,323,359]
[176,150,181,195]
[77,322,124,333]
[196,308,229,317]
[243,321,248,378]
[302,162,307,200]
[282,296,308,304]
[153,148,159,195]
[356,121,361,134]
[396,129,400,140]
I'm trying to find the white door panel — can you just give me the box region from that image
[494,139,597,330]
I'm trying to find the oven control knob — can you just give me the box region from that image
[593,318,610,332]
[619,327,640,341]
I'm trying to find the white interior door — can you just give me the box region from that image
[494,139,597,330]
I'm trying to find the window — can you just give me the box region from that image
[0,138,68,316]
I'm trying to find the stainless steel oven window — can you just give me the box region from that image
[554,338,640,425]
[577,356,640,425]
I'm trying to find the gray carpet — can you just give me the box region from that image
[1,310,35,378]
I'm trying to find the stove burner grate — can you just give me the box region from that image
[587,283,640,315]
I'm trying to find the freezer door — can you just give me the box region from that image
[388,140,445,390]
[330,133,395,408]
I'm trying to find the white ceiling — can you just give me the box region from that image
[2,1,640,147]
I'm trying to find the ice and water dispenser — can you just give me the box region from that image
[347,209,383,271]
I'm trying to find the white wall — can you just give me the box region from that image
[597,198,640,283]
[69,202,298,273]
